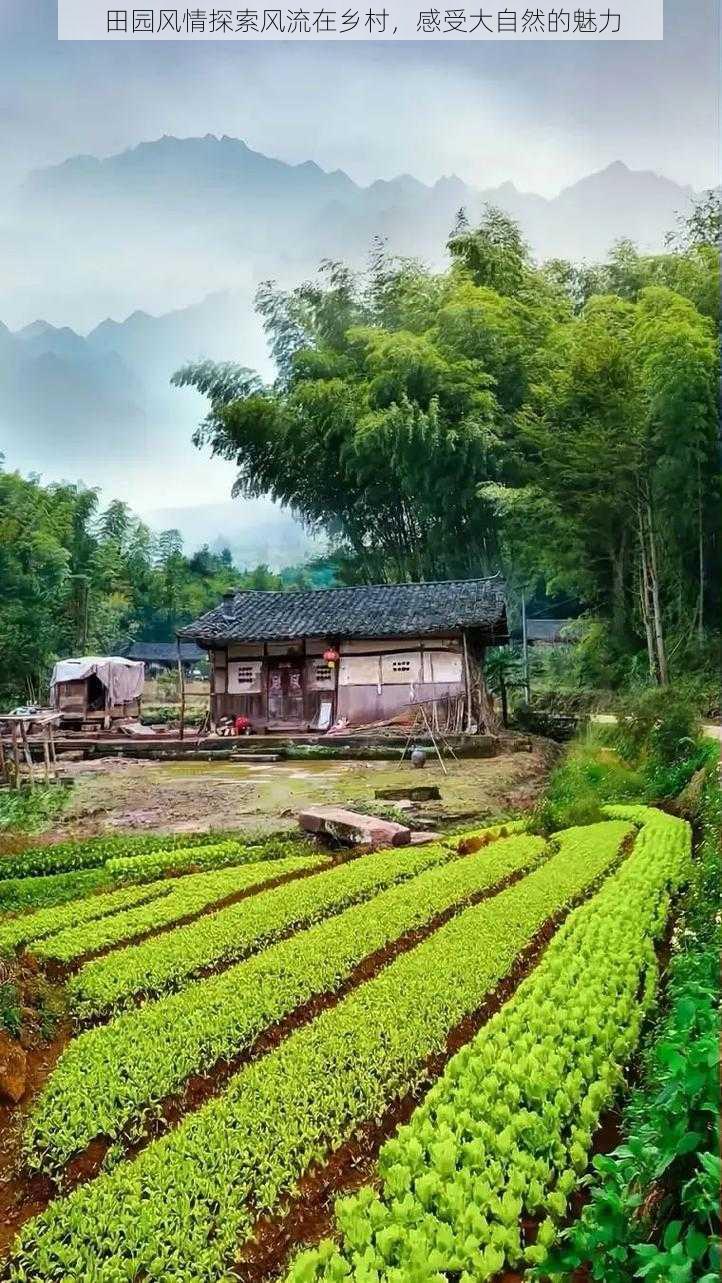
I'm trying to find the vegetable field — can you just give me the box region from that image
[0,806,693,1282]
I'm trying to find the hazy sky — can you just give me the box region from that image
[0,0,719,195]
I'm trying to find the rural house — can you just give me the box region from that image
[180,577,508,734]
[123,641,206,676]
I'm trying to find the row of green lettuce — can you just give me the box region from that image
[0,853,323,961]
[540,755,720,1283]
[284,804,692,1283]
[24,833,546,1174]
[0,833,317,915]
[6,818,631,1280]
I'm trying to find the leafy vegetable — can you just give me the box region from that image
[7,819,630,1281]
[31,855,321,964]
[25,834,546,1173]
[287,806,691,1283]
[68,842,454,1020]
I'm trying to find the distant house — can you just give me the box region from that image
[180,577,508,733]
[124,642,206,675]
[524,619,577,646]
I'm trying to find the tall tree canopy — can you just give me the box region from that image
[176,200,720,686]
[0,461,329,705]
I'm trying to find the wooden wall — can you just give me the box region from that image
[207,635,469,731]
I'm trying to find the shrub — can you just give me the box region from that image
[615,687,701,767]
[533,741,645,835]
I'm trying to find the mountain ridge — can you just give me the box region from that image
[22,133,698,207]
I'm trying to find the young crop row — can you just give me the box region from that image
[0,879,176,957]
[6,820,632,1281]
[30,854,322,965]
[103,835,314,885]
[68,842,454,1019]
[25,834,547,1174]
[0,835,315,916]
[0,830,233,881]
[285,805,692,1283]
[0,867,110,916]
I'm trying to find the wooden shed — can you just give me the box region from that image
[49,656,144,727]
[180,577,508,734]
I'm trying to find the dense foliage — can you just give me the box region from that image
[0,465,340,707]
[175,200,720,690]
[532,690,717,833]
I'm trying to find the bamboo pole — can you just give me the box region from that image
[521,591,531,703]
[11,725,21,789]
[461,630,473,733]
[177,640,186,742]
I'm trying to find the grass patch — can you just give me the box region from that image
[0,786,69,837]
[533,687,716,835]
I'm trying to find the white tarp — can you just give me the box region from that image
[50,656,145,708]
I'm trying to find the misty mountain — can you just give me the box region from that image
[0,134,702,561]
[0,291,270,512]
[4,135,698,333]
[141,500,320,569]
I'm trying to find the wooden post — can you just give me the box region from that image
[42,730,51,783]
[0,731,7,787]
[11,724,21,789]
[177,640,186,742]
[521,591,531,703]
[461,630,473,733]
[19,720,35,790]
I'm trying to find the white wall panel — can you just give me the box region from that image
[227,659,263,695]
[339,655,382,687]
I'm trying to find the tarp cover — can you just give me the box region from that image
[50,656,144,708]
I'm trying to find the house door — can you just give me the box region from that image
[267,660,304,726]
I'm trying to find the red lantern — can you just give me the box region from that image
[323,647,340,665]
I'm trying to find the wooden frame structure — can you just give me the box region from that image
[0,711,62,790]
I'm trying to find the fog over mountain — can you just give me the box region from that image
[0,133,704,561]
[3,134,698,331]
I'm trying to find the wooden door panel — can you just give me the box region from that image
[267,661,304,725]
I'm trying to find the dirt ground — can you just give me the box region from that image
[40,742,556,840]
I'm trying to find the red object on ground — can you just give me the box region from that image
[234,715,252,735]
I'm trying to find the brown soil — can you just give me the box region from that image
[0,1025,71,1257]
[32,861,539,1195]
[0,809,632,1271]
[234,911,570,1282]
[232,837,638,1282]
[3,745,554,852]
[0,834,621,1253]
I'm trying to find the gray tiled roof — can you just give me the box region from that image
[125,642,205,664]
[180,577,508,645]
